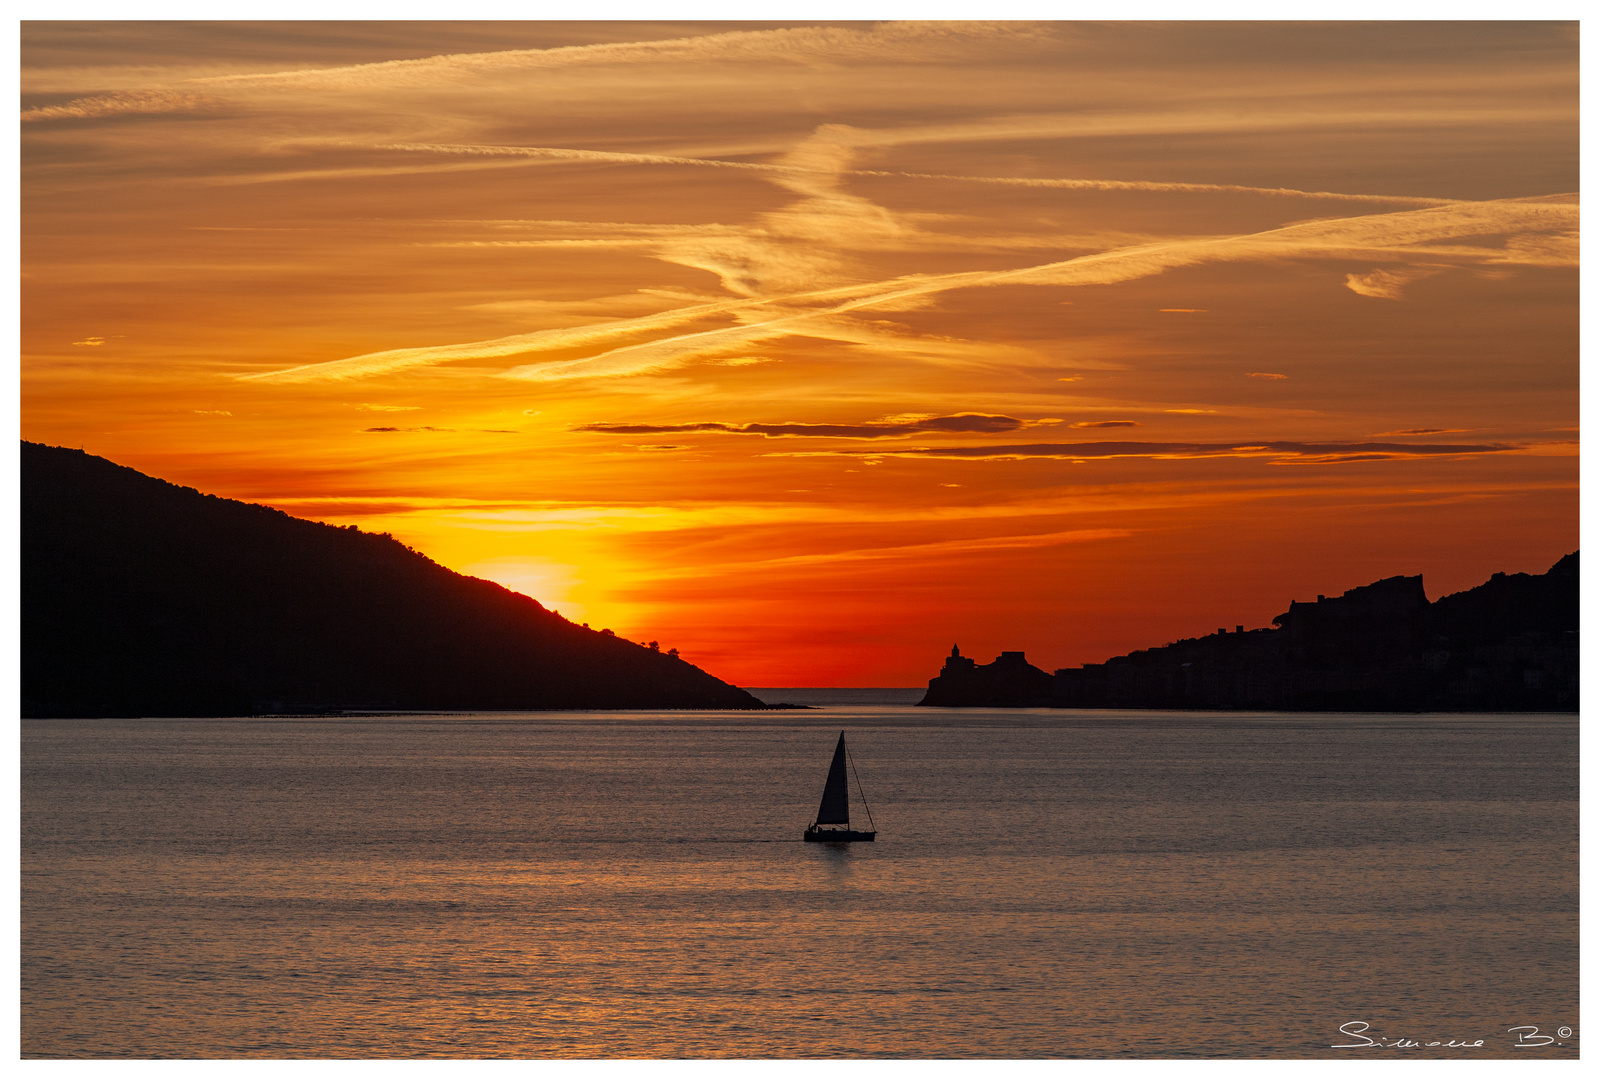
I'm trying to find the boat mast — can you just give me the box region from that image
[846,741,876,832]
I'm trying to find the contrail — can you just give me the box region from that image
[239,196,1576,384]
[381,140,1464,207]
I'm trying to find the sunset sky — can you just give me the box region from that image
[21,20,1578,687]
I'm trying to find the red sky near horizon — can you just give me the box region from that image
[21,21,1577,687]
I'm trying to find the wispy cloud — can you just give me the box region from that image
[25,23,1052,123]
[642,527,1134,580]
[238,190,1575,385]
[22,88,207,122]
[238,294,766,382]
[514,199,1575,382]
[219,96,1578,389]
[196,22,1055,89]
[574,413,1024,439]
[769,439,1520,464]
[362,425,517,434]
[1344,266,1445,299]
[380,136,1464,208]
[1374,427,1473,436]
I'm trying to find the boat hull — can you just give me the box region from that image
[803,827,875,842]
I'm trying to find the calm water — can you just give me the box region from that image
[22,706,1578,1059]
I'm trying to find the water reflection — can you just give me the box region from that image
[810,838,858,885]
[21,714,1579,1058]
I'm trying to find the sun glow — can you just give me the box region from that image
[21,21,1577,685]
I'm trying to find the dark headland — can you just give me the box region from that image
[22,442,770,717]
[920,552,1578,712]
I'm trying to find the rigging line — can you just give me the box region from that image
[846,744,876,831]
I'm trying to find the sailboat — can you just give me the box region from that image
[803,730,877,842]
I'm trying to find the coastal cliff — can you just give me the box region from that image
[23,442,765,716]
[919,553,1577,711]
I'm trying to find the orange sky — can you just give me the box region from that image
[21,21,1578,686]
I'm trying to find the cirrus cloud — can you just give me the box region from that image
[238,193,1576,386]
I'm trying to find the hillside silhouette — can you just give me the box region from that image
[23,442,765,716]
[921,553,1577,711]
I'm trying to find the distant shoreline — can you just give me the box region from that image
[746,687,926,707]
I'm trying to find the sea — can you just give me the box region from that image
[21,693,1579,1060]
